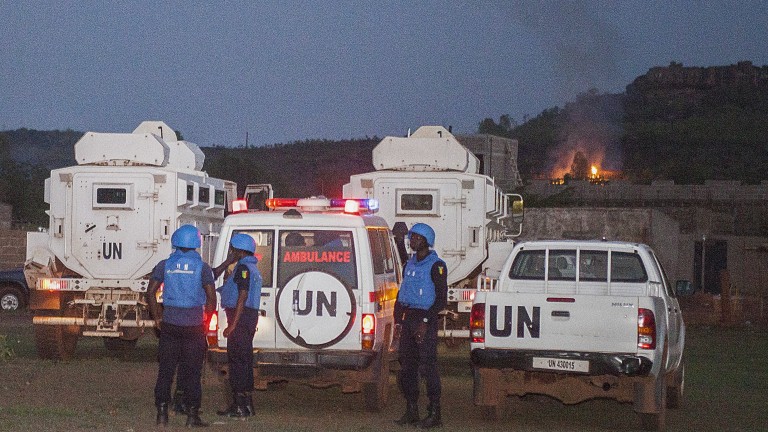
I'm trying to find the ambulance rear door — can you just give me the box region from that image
[219,228,277,349]
[71,172,158,279]
[273,228,361,351]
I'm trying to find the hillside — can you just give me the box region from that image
[3,61,768,225]
[482,61,768,184]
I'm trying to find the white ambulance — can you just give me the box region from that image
[207,197,401,411]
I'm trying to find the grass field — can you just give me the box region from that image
[0,311,766,432]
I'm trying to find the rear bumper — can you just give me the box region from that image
[470,348,653,377]
[208,348,377,371]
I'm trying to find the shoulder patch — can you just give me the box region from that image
[438,265,444,275]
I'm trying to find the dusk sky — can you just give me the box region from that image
[2,1,766,147]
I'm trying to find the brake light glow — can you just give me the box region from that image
[206,311,218,347]
[362,313,375,350]
[470,303,485,343]
[40,279,68,291]
[637,308,656,350]
[232,199,248,213]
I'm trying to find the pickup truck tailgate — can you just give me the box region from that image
[482,293,639,354]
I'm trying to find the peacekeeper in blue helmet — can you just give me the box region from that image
[212,233,262,418]
[393,223,448,429]
[147,224,216,427]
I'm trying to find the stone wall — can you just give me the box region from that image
[0,203,11,229]
[0,229,27,270]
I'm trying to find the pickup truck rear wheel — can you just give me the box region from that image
[666,361,685,409]
[638,385,667,431]
[34,311,80,360]
[0,286,24,311]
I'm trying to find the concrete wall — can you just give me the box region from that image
[0,203,11,229]
[520,207,768,325]
[520,208,684,282]
[0,229,27,270]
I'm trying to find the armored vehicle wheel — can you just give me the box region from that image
[362,349,391,412]
[34,311,80,360]
[103,337,138,352]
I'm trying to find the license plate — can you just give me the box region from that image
[532,357,589,373]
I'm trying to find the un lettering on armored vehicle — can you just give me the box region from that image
[24,121,236,359]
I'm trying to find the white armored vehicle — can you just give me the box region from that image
[343,126,523,339]
[24,121,237,359]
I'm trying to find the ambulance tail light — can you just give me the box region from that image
[637,308,656,350]
[470,303,485,343]
[361,313,375,350]
[206,311,218,347]
[231,199,248,213]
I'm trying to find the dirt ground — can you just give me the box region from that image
[0,312,766,432]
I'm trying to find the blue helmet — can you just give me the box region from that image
[408,223,435,247]
[171,224,201,249]
[230,233,256,253]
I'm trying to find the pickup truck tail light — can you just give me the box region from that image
[637,308,656,350]
[470,303,485,343]
[361,313,375,350]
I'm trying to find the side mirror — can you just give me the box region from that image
[675,280,694,297]
[508,193,524,224]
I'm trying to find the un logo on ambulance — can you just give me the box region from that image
[275,271,356,349]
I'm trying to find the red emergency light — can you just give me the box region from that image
[265,197,379,214]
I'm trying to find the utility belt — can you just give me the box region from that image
[399,305,430,323]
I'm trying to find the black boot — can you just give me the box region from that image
[185,407,209,428]
[156,402,169,426]
[394,401,420,426]
[172,388,187,415]
[418,404,442,429]
[216,393,248,418]
[243,392,255,416]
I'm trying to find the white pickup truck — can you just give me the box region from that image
[470,240,692,431]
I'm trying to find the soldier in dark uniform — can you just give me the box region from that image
[393,223,448,429]
[213,233,262,418]
[147,224,216,427]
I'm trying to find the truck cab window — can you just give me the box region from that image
[510,250,546,280]
[548,250,576,281]
[610,252,648,282]
[579,250,608,282]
